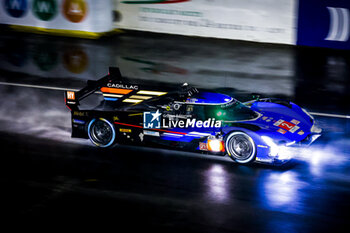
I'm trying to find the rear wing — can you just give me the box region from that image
[64,67,199,111]
[64,67,122,111]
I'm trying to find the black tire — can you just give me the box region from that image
[225,131,256,164]
[88,118,116,148]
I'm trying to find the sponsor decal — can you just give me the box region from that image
[119,128,132,133]
[143,109,221,129]
[4,0,28,18]
[73,111,87,116]
[262,116,273,122]
[72,119,85,124]
[163,113,190,120]
[107,83,139,90]
[62,0,88,23]
[298,130,305,135]
[291,119,300,125]
[163,118,221,129]
[32,0,57,21]
[257,145,268,148]
[143,130,160,136]
[186,98,198,103]
[274,119,299,133]
[67,91,75,100]
[199,142,208,151]
[289,125,300,133]
[277,128,287,134]
[144,110,162,129]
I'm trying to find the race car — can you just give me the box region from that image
[64,67,322,165]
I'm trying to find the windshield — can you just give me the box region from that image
[188,100,259,122]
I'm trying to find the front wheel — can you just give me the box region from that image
[225,131,256,164]
[88,118,116,148]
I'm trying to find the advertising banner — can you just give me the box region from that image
[115,0,297,45]
[0,0,114,37]
[297,0,350,49]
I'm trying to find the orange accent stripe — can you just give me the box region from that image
[101,87,133,95]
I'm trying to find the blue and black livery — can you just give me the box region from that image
[64,67,322,165]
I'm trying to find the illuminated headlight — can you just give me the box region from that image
[207,137,225,152]
[302,108,314,120]
[276,146,292,160]
[261,136,279,157]
[311,124,322,133]
[261,136,293,161]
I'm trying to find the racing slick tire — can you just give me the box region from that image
[88,118,116,148]
[225,131,256,164]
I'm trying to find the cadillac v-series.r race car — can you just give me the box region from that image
[64,67,322,165]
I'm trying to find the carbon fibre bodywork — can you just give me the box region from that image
[65,67,322,165]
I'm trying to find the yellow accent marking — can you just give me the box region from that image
[129,95,152,100]
[128,113,143,116]
[137,90,167,96]
[123,99,143,103]
[119,128,132,133]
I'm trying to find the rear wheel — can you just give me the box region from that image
[88,118,116,148]
[225,131,256,164]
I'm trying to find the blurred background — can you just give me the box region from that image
[1,0,350,232]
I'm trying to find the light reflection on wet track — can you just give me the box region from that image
[0,31,350,232]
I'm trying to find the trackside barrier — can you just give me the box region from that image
[0,0,116,38]
[114,0,297,45]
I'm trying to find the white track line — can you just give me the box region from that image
[0,81,79,91]
[0,81,349,119]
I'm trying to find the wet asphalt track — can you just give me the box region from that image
[0,31,350,232]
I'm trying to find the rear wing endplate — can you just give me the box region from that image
[64,67,122,111]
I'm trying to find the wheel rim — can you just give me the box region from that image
[88,119,115,147]
[226,132,255,163]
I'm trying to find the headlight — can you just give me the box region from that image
[261,136,279,157]
[302,108,314,120]
[261,136,293,161]
[277,147,292,161]
[311,124,322,133]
